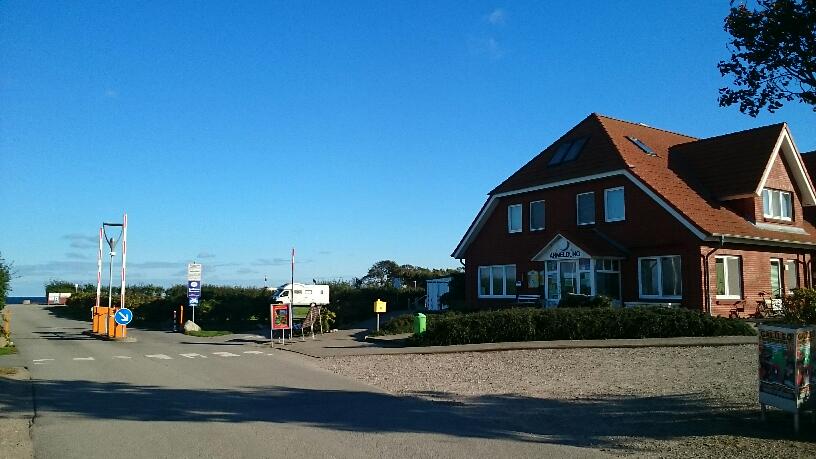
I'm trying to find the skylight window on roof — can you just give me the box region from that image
[548,136,589,166]
[626,136,656,156]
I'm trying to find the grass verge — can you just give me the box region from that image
[184,330,231,337]
[0,346,17,356]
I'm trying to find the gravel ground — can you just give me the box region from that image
[316,345,816,458]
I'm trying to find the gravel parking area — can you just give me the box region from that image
[317,345,816,457]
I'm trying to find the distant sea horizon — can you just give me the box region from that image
[5,296,47,304]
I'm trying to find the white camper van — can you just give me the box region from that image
[270,283,330,306]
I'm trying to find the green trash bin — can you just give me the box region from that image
[414,313,426,334]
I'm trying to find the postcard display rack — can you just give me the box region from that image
[758,324,815,433]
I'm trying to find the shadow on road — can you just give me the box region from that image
[1,377,812,452]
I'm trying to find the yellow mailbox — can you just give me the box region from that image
[374,299,387,313]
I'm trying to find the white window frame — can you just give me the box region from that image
[477,265,516,298]
[638,255,682,300]
[604,187,625,222]
[784,259,798,293]
[529,200,545,231]
[762,188,793,221]
[594,258,622,301]
[507,204,522,233]
[576,192,595,226]
[715,255,742,300]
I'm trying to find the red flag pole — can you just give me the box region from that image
[290,247,295,340]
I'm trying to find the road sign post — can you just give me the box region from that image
[187,263,202,324]
[374,299,387,332]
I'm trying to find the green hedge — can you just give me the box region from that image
[372,311,457,335]
[327,283,425,326]
[59,281,433,330]
[408,307,756,346]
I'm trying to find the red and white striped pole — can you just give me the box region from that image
[120,213,127,310]
[95,227,103,323]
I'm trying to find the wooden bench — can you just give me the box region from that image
[516,294,541,305]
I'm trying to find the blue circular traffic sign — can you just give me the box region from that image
[114,308,133,326]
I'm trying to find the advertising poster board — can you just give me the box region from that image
[758,324,814,413]
[271,304,292,330]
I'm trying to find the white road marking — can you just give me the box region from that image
[34,362,50,365]
[243,351,264,354]
[179,353,207,359]
[33,359,54,362]
[112,356,132,359]
[212,351,240,357]
[73,357,95,361]
[240,335,258,339]
[145,354,173,360]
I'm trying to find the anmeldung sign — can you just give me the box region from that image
[539,237,585,260]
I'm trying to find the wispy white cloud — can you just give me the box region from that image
[196,252,216,259]
[104,89,118,98]
[486,8,506,25]
[65,252,90,260]
[63,233,98,249]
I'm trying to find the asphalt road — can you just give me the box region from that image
[2,304,608,459]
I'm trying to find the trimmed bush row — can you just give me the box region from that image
[408,307,756,346]
[372,311,457,336]
[62,282,423,330]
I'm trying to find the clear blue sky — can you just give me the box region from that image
[2,1,815,295]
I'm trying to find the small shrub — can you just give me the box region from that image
[409,307,756,346]
[557,294,612,309]
[782,288,816,325]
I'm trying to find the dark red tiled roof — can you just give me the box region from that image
[669,124,785,200]
[490,114,628,194]
[474,113,816,248]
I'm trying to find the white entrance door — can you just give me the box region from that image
[559,260,578,296]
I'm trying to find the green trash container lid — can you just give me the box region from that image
[416,313,426,317]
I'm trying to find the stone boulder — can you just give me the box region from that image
[183,321,201,333]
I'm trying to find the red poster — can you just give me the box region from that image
[271,304,291,330]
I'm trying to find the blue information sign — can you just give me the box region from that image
[114,308,133,326]
[188,280,201,307]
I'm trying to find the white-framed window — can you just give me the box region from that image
[638,255,682,299]
[762,188,792,220]
[595,258,621,300]
[530,200,545,231]
[715,256,742,299]
[576,192,595,225]
[478,265,517,297]
[507,204,522,233]
[604,187,625,222]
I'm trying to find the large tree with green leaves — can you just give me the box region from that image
[718,0,816,116]
[0,253,11,311]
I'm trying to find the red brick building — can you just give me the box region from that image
[452,114,816,316]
